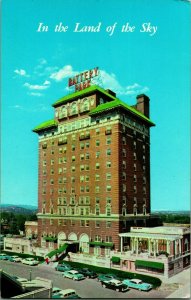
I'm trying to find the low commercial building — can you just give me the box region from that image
[109,225,190,277]
[3,237,37,254]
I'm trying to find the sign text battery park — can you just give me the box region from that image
[68,67,99,92]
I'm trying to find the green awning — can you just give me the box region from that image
[111,256,121,263]
[88,242,113,247]
[47,243,69,258]
[135,260,164,270]
[44,237,57,242]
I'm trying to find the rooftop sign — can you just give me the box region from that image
[68,67,99,92]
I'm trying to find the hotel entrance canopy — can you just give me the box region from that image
[119,232,182,241]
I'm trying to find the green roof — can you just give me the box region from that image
[89,99,155,126]
[52,85,116,107]
[32,119,58,133]
[135,260,164,270]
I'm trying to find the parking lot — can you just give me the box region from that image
[0,260,174,298]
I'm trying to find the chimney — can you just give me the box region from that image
[136,94,150,118]
[105,89,116,97]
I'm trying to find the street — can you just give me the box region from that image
[0,260,172,298]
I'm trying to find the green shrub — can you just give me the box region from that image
[59,260,161,288]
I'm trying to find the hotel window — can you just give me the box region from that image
[71,187,75,193]
[106,197,112,204]
[50,179,54,185]
[58,178,62,184]
[122,172,126,180]
[50,189,54,195]
[143,186,146,194]
[143,145,145,153]
[63,167,67,173]
[143,165,146,172]
[72,134,76,141]
[80,143,85,150]
[123,184,126,192]
[71,156,75,162]
[134,175,137,182]
[86,142,90,148]
[85,153,90,160]
[58,158,63,164]
[58,188,62,195]
[95,174,100,181]
[58,208,62,215]
[106,221,111,228]
[133,153,137,160]
[95,163,100,170]
[105,126,112,135]
[63,219,67,226]
[43,160,46,166]
[85,175,89,182]
[71,209,75,216]
[106,137,111,145]
[80,154,85,161]
[96,128,100,135]
[43,180,47,186]
[105,236,112,242]
[71,166,75,172]
[106,207,111,216]
[80,165,85,171]
[122,207,126,216]
[51,169,54,175]
[143,176,146,184]
[59,148,63,154]
[96,140,100,146]
[70,196,75,205]
[106,185,111,192]
[63,146,67,153]
[80,176,85,183]
[95,235,101,242]
[80,208,84,216]
[58,219,62,226]
[143,205,146,215]
[133,205,137,215]
[122,137,126,145]
[106,173,111,180]
[51,149,54,155]
[43,169,47,175]
[80,220,85,227]
[63,197,67,205]
[122,149,126,157]
[85,207,90,215]
[95,197,100,204]
[63,157,67,163]
[42,189,46,195]
[106,148,111,156]
[106,161,111,168]
[42,208,45,214]
[71,177,75,183]
[122,196,126,205]
[133,141,136,149]
[134,163,137,172]
[134,186,137,193]
[95,206,100,215]
[85,196,90,204]
[85,165,90,171]
[51,159,54,165]
[143,155,145,163]
[122,161,126,169]
[85,186,90,193]
[95,186,100,193]
[58,168,62,174]
[95,221,100,228]
[63,187,67,193]
[71,220,75,226]
[96,151,100,158]
[134,197,137,204]
[85,220,89,227]
[71,145,75,151]
[63,208,67,215]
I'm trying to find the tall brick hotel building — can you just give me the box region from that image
[33,78,157,257]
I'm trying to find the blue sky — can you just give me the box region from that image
[1,0,190,211]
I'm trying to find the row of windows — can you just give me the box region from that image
[42,206,112,216]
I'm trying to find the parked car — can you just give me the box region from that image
[0,253,10,260]
[9,255,22,262]
[52,288,81,299]
[62,270,85,281]
[52,287,63,296]
[122,278,153,291]
[12,276,28,283]
[97,273,119,282]
[100,279,129,292]
[55,263,72,272]
[22,257,39,266]
[75,268,97,278]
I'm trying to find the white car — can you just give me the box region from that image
[10,255,22,262]
[54,289,80,298]
[22,257,39,266]
[52,287,63,295]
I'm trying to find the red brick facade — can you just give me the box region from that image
[33,86,155,255]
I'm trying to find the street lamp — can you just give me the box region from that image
[29,269,32,281]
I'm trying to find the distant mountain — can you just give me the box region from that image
[1,204,37,214]
[152,210,190,215]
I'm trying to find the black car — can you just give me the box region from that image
[100,279,129,292]
[75,268,97,278]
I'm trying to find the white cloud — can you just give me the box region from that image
[50,65,78,81]
[14,69,29,77]
[24,81,50,90]
[93,69,149,96]
[10,104,24,110]
[28,92,43,97]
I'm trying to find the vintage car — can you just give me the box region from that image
[9,255,22,262]
[62,270,85,281]
[74,268,97,278]
[100,279,129,292]
[97,273,119,282]
[122,278,153,291]
[21,257,39,266]
[52,288,81,299]
[55,263,72,272]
